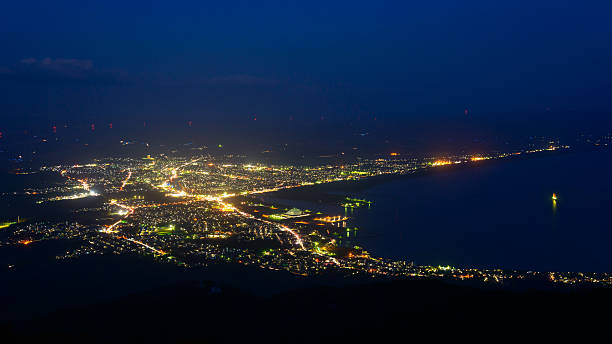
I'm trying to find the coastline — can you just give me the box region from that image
[261,148,577,201]
[241,146,612,273]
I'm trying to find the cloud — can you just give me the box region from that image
[0,66,14,75]
[16,57,94,79]
[0,57,125,85]
[20,57,93,72]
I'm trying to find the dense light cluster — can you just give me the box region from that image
[3,143,607,286]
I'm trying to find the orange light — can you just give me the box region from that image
[314,216,348,223]
[471,156,485,161]
[432,160,452,166]
[19,240,32,245]
[216,203,234,212]
[390,152,399,156]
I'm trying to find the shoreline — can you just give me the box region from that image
[239,147,612,274]
[260,148,577,201]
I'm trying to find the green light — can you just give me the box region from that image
[155,224,176,235]
[0,221,16,229]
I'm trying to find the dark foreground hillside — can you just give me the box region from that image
[4,278,612,343]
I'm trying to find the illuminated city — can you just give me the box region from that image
[2,1,612,341]
[3,142,610,287]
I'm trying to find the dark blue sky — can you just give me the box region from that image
[0,1,611,147]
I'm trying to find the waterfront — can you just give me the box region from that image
[264,149,612,273]
[2,146,611,288]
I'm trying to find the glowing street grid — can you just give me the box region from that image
[2,143,609,286]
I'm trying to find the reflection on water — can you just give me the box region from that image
[348,149,612,272]
[257,193,373,249]
[268,149,612,272]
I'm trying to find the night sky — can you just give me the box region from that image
[1,1,611,151]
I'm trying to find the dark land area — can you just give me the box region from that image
[3,269,611,343]
[3,245,612,343]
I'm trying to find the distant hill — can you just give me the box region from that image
[5,277,612,343]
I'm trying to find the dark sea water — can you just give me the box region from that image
[348,149,612,273]
[261,149,612,273]
[2,149,611,276]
